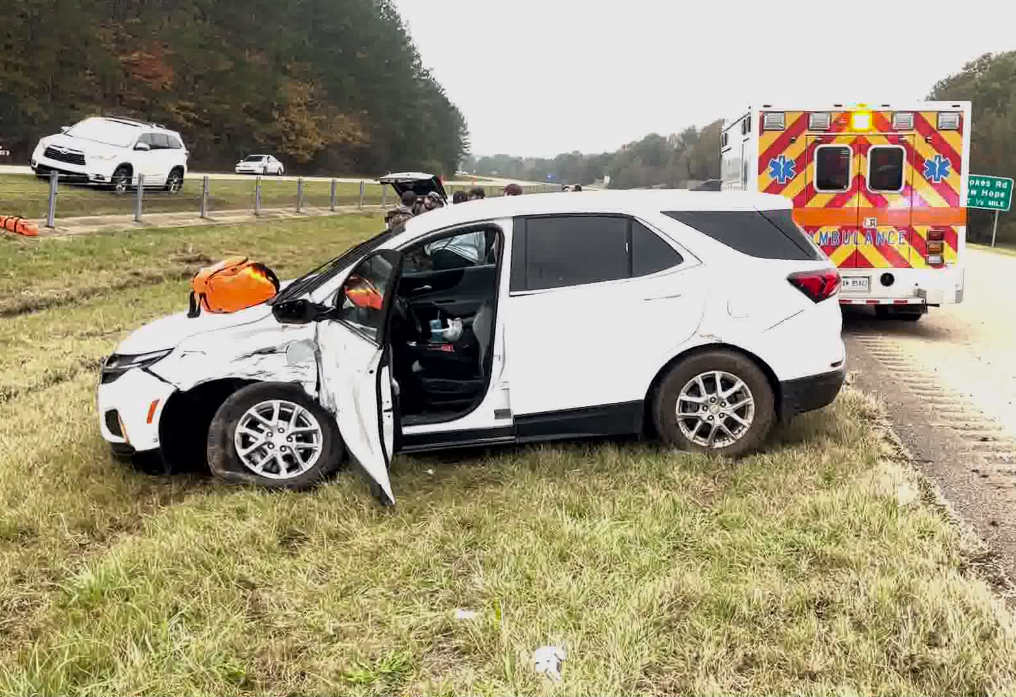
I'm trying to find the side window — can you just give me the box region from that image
[151,134,170,150]
[814,145,851,192]
[519,216,628,291]
[335,254,395,343]
[403,230,495,273]
[137,134,155,149]
[664,210,824,261]
[166,135,183,150]
[868,146,905,192]
[632,221,683,277]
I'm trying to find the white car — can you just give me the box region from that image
[30,116,188,193]
[235,155,284,176]
[97,191,845,504]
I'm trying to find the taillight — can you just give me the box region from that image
[788,269,841,303]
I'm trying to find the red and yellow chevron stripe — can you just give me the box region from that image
[757,110,964,270]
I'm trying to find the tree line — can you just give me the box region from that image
[464,121,723,191]
[0,0,468,176]
[466,52,1016,244]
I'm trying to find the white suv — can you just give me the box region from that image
[31,116,188,193]
[96,191,845,504]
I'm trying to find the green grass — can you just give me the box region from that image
[1,217,1016,695]
[0,174,388,220]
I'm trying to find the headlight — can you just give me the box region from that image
[100,349,172,384]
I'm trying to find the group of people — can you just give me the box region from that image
[386,183,528,228]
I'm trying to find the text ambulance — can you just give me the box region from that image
[720,103,971,320]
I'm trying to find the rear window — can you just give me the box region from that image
[815,145,851,192]
[663,209,824,261]
[868,146,905,192]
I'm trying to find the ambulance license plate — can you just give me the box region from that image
[842,276,870,293]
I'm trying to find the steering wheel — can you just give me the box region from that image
[392,295,424,339]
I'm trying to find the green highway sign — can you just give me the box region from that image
[967,174,1013,212]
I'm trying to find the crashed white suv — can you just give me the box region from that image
[31,116,188,193]
[97,190,845,504]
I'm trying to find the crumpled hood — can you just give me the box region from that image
[115,304,274,354]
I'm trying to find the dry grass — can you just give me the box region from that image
[1,217,1015,695]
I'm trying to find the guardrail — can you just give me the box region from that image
[0,171,558,229]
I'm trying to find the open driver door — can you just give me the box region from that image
[315,249,403,505]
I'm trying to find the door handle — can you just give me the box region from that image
[412,285,433,294]
[644,292,683,301]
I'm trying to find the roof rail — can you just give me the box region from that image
[102,114,151,127]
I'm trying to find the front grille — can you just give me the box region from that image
[44,146,86,166]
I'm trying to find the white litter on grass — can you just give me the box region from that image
[453,608,477,620]
[427,468,435,476]
[533,645,566,681]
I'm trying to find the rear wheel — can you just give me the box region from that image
[207,382,345,490]
[165,168,184,193]
[111,166,131,195]
[652,350,775,457]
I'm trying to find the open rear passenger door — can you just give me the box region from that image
[315,249,403,504]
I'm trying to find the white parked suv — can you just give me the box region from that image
[235,154,284,176]
[96,190,845,504]
[30,116,188,193]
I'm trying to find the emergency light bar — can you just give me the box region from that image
[892,112,914,130]
[850,112,872,131]
[762,112,785,131]
[938,112,961,130]
[809,112,831,130]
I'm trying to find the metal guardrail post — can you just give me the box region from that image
[381,183,387,208]
[297,177,304,213]
[46,171,58,228]
[200,175,210,218]
[358,181,365,209]
[134,173,144,223]
[330,179,337,211]
[254,176,262,216]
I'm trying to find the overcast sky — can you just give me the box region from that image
[394,0,1015,158]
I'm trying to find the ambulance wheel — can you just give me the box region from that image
[652,349,775,457]
[207,382,344,490]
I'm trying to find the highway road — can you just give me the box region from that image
[844,246,1016,578]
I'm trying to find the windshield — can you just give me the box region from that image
[270,226,399,305]
[243,155,265,162]
[65,118,141,148]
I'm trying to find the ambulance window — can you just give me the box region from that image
[814,145,851,192]
[868,146,905,192]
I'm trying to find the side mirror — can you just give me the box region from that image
[272,298,333,325]
[134,142,150,151]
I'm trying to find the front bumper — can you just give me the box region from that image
[32,155,118,182]
[779,366,846,420]
[97,367,177,452]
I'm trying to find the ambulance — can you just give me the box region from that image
[720,103,971,320]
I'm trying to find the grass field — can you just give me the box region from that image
[2,217,1016,695]
[971,242,1016,257]
[0,173,550,223]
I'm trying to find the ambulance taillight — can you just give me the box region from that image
[809,112,831,130]
[763,113,785,131]
[938,112,961,130]
[892,112,914,130]
[927,229,946,266]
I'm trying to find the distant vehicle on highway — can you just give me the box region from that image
[235,154,285,176]
[30,116,189,194]
[691,179,722,191]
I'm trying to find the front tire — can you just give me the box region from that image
[652,350,775,457]
[207,382,345,490]
[111,166,131,195]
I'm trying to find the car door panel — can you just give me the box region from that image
[315,249,403,503]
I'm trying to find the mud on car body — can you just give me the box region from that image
[98,189,846,504]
